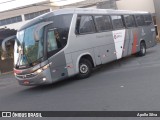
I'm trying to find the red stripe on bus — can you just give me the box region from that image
[132,32,138,54]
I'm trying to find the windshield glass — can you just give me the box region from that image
[15,14,73,68]
[16,24,44,67]
[24,25,43,62]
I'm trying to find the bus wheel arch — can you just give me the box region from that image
[76,54,94,79]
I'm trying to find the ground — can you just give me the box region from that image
[1,44,160,120]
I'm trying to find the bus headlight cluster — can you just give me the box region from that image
[36,69,43,74]
[34,64,50,75]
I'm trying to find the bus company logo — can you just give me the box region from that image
[114,33,122,39]
[2,112,11,117]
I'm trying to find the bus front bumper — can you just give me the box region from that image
[15,68,53,86]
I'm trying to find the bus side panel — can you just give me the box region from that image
[142,25,157,48]
[127,25,157,55]
[100,43,117,64]
[93,47,102,65]
[65,53,75,77]
[133,27,153,53]
[122,29,132,57]
[112,29,126,60]
[48,52,69,82]
[71,48,96,74]
[126,28,141,55]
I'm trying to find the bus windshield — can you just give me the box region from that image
[16,14,73,68]
[16,24,44,67]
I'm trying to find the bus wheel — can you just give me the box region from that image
[77,58,92,79]
[137,42,146,57]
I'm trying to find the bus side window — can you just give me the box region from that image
[47,30,58,52]
[144,14,153,25]
[111,15,124,29]
[135,15,145,26]
[94,15,112,32]
[77,15,96,34]
[123,15,136,28]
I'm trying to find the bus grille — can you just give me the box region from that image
[16,73,36,79]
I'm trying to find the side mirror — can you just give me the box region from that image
[2,35,16,52]
[34,21,53,42]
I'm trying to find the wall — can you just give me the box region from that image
[0,0,49,13]
[116,0,155,13]
[97,0,117,9]
[153,0,160,36]
[0,5,53,30]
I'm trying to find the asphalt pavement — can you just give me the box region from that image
[1,44,160,120]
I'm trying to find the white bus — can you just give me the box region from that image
[2,8,157,86]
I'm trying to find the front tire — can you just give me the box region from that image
[137,42,146,56]
[77,59,92,79]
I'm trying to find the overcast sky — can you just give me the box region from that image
[0,0,84,12]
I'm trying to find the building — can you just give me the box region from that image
[116,0,160,37]
[61,0,117,9]
[0,0,117,31]
[0,1,53,31]
[0,0,53,73]
[116,0,156,24]
[0,0,118,73]
[116,0,155,14]
[0,0,159,73]
[153,0,160,37]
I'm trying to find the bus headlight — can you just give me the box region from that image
[36,69,43,74]
[42,64,50,70]
[34,64,50,75]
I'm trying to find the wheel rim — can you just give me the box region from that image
[141,45,146,54]
[80,64,89,74]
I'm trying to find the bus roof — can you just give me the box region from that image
[18,8,149,31]
[52,8,149,15]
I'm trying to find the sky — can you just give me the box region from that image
[0,0,85,12]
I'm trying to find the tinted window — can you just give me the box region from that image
[49,15,72,47]
[47,30,58,52]
[111,15,124,29]
[6,18,11,24]
[135,15,145,26]
[124,15,136,28]
[94,15,112,31]
[1,20,6,25]
[76,15,96,34]
[17,16,22,22]
[0,15,22,26]
[46,14,73,57]
[12,17,17,23]
[144,14,152,25]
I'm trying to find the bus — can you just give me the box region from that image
[2,8,157,86]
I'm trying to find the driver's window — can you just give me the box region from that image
[47,30,58,52]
